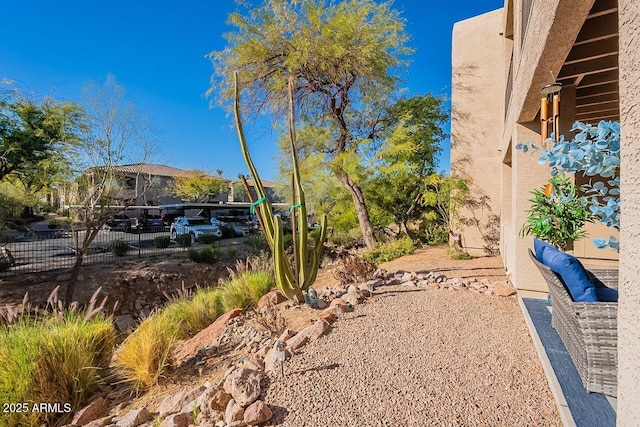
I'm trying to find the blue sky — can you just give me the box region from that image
[1,0,502,181]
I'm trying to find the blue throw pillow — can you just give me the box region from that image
[534,239,597,302]
[595,287,618,302]
[534,239,556,262]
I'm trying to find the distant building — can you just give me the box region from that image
[228,178,283,204]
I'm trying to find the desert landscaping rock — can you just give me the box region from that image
[115,407,151,427]
[493,282,518,297]
[83,416,113,427]
[158,385,205,417]
[72,396,108,425]
[159,412,191,427]
[243,400,273,426]
[285,332,309,351]
[198,385,232,413]
[257,290,287,308]
[223,368,263,407]
[224,399,245,424]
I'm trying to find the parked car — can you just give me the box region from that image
[170,217,222,244]
[132,214,164,232]
[105,214,133,231]
[232,223,250,237]
[209,217,236,238]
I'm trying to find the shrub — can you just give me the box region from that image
[519,173,593,250]
[364,236,415,264]
[47,217,72,229]
[226,246,237,260]
[221,270,274,312]
[447,248,472,260]
[254,309,287,337]
[327,228,362,248]
[109,238,130,256]
[334,254,377,285]
[187,246,222,264]
[197,233,219,244]
[0,314,115,427]
[245,233,269,253]
[175,233,192,247]
[417,223,449,245]
[154,235,171,248]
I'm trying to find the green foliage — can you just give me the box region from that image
[364,235,415,264]
[47,217,72,229]
[225,246,237,260]
[244,232,270,254]
[417,223,449,245]
[154,235,171,248]
[187,246,222,264]
[447,247,472,260]
[367,95,448,233]
[197,233,219,244]
[109,238,130,256]
[520,174,593,250]
[173,170,228,202]
[327,228,362,248]
[220,270,274,312]
[211,0,413,249]
[175,233,192,247]
[0,314,115,427]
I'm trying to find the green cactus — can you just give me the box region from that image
[233,72,328,304]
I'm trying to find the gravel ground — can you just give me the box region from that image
[263,283,561,426]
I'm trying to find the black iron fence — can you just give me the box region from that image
[0,227,183,276]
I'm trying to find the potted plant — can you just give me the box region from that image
[520,173,593,251]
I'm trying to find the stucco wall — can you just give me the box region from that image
[451,9,504,256]
[617,0,640,423]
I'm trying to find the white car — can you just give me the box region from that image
[170,216,222,244]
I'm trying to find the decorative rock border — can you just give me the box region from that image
[66,268,516,427]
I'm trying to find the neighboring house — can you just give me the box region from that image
[60,163,198,209]
[452,1,639,419]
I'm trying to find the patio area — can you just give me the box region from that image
[520,296,617,427]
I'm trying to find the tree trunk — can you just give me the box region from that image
[337,171,376,249]
[65,252,84,307]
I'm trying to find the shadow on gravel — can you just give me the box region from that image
[265,404,289,425]
[290,363,341,375]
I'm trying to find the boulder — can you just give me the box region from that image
[83,416,113,427]
[173,308,243,364]
[72,397,108,425]
[225,399,245,424]
[278,329,296,342]
[285,332,309,351]
[300,319,331,342]
[198,385,232,413]
[158,385,206,417]
[115,408,151,427]
[264,345,293,373]
[159,413,191,427]
[319,311,336,324]
[223,368,263,407]
[257,290,287,309]
[114,315,137,332]
[243,400,273,426]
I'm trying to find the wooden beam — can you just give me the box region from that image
[565,37,619,64]
[588,0,618,18]
[576,69,619,88]
[576,113,620,123]
[577,92,619,107]
[577,81,619,97]
[576,101,619,114]
[557,55,618,80]
[575,13,618,45]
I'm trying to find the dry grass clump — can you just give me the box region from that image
[334,254,378,285]
[254,308,288,337]
[113,269,274,391]
[0,288,115,427]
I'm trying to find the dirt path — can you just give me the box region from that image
[262,247,561,426]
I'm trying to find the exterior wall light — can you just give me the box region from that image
[540,82,562,146]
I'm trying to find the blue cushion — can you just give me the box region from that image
[534,239,556,262]
[595,287,618,302]
[534,239,597,302]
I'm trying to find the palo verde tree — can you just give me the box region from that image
[64,75,158,304]
[210,0,412,249]
[366,94,448,238]
[173,170,228,202]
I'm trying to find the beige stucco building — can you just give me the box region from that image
[452,0,639,423]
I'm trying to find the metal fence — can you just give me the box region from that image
[1,227,185,276]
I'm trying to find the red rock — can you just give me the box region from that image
[223,368,263,407]
[329,297,347,308]
[158,386,206,416]
[173,308,243,363]
[300,319,331,342]
[159,413,191,427]
[115,408,151,427]
[257,290,287,308]
[493,283,517,297]
[72,396,108,425]
[225,399,245,424]
[319,311,336,324]
[83,416,113,427]
[278,328,296,341]
[243,400,273,426]
[285,332,309,351]
[199,384,232,412]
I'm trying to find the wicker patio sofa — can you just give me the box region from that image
[528,249,618,397]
